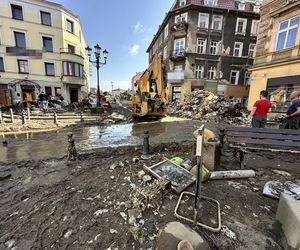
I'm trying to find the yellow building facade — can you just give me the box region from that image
[248,0,300,112]
[0,0,90,106]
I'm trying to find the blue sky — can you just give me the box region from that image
[53,0,174,91]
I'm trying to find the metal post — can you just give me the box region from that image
[0,110,2,123]
[53,112,58,124]
[143,131,150,155]
[96,57,101,107]
[80,112,84,122]
[27,107,30,121]
[21,110,26,125]
[218,129,225,145]
[10,108,14,123]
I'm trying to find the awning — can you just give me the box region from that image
[8,80,42,91]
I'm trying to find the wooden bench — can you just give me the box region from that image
[225,127,300,168]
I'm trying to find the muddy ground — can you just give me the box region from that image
[1,141,300,250]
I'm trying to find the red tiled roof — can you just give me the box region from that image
[172,0,255,12]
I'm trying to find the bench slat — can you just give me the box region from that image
[227,136,300,148]
[227,131,300,141]
[226,127,300,136]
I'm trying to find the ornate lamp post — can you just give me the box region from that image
[86,44,108,107]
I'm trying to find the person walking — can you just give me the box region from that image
[249,90,272,128]
[284,90,300,129]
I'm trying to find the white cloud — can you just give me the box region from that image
[129,44,140,56]
[134,21,143,33]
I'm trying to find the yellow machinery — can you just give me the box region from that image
[132,54,168,118]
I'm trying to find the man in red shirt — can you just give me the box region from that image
[249,90,272,128]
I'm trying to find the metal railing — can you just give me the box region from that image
[172,48,186,58]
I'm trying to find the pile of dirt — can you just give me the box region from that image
[168,90,249,124]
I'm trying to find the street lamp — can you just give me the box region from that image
[86,44,109,107]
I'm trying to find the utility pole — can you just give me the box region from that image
[111,81,114,96]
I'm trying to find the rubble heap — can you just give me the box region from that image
[168,90,249,124]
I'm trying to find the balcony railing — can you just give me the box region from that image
[60,48,85,58]
[170,49,186,60]
[171,22,188,33]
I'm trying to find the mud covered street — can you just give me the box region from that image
[1,140,300,249]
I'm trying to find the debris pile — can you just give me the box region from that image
[168,90,249,124]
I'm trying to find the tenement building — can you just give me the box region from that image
[0,0,90,107]
[248,0,300,112]
[146,0,261,103]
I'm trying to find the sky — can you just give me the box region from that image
[52,0,174,91]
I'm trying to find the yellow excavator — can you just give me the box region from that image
[132,54,168,118]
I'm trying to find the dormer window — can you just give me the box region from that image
[238,3,245,11]
[253,5,260,13]
[204,0,218,7]
[179,0,186,7]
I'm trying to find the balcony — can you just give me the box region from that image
[171,22,188,37]
[196,27,208,35]
[60,48,85,64]
[170,49,186,61]
[61,75,86,86]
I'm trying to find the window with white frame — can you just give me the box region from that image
[233,42,243,57]
[244,72,251,86]
[248,44,256,58]
[195,65,204,79]
[230,70,239,85]
[238,3,245,11]
[198,13,209,29]
[253,5,260,13]
[163,45,168,59]
[197,38,206,54]
[276,16,299,51]
[164,24,169,40]
[251,20,259,35]
[174,38,185,55]
[204,0,218,7]
[179,0,186,7]
[174,64,184,72]
[212,15,222,30]
[175,13,188,23]
[210,41,218,55]
[236,18,247,34]
[208,66,216,79]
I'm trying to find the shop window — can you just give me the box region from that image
[268,85,296,113]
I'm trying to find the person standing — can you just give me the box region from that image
[284,90,300,130]
[38,91,49,112]
[249,90,272,128]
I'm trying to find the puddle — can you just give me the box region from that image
[0,120,202,162]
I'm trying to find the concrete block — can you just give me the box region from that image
[203,141,221,171]
[137,170,146,179]
[276,193,300,250]
[142,175,152,183]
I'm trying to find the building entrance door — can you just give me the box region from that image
[0,84,11,107]
[21,85,35,107]
[70,87,79,103]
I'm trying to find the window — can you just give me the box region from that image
[204,0,218,7]
[276,16,299,51]
[234,42,243,57]
[14,32,26,48]
[212,15,222,30]
[253,5,260,13]
[238,3,245,11]
[45,87,52,96]
[251,20,259,35]
[41,11,51,26]
[195,65,204,79]
[249,44,256,58]
[197,39,206,54]
[236,18,247,34]
[63,61,84,77]
[174,64,184,72]
[66,19,74,33]
[42,37,53,52]
[179,0,186,7]
[210,41,218,55]
[208,66,216,79]
[230,70,239,85]
[11,5,23,20]
[0,58,4,72]
[244,72,251,86]
[68,44,75,54]
[163,46,168,59]
[164,24,169,40]
[174,38,185,56]
[198,13,209,28]
[45,63,55,76]
[55,87,61,96]
[175,13,188,23]
[172,86,181,101]
[18,60,29,73]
